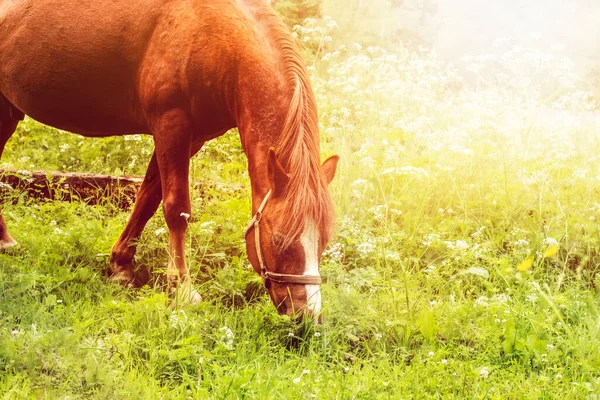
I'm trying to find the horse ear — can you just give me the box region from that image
[322,155,339,185]
[268,147,290,197]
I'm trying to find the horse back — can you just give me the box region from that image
[0,0,270,138]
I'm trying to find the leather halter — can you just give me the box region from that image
[244,190,322,286]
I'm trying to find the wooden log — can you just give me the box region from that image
[0,169,142,209]
[0,169,245,210]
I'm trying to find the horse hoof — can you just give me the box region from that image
[0,237,18,248]
[189,289,202,304]
[0,238,19,253]
[170,282,202,307]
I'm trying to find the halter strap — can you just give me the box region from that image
[245,190,322,286]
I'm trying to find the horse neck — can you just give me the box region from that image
[236,79,320,214]
[227,3,320,210]
[237,90,289,207]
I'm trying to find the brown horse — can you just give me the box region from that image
[0,0,338,320]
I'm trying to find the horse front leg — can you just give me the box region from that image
[110,151,162,285]
[151,109,200,302]
[110,141,205,287]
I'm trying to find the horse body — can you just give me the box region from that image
[0,0,265,137]
[0,0,338,319]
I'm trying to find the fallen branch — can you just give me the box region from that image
[0,169,142,209]
[0,169,246,210]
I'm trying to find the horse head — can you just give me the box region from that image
[245,148,339,323]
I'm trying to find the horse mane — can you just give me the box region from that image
[256,4,335,248]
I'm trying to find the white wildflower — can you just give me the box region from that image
[422,234,440,246]
[512,239,530,248]
[526,293,538,304]
[492,294,511,303]
[480,367,489,379]
[474,296,489,308]
[219,326,234,350]
[199,221,217,235]
[351,179,368,187]
[326,20,338,30]
[424,265,436,274]
[357,241,376,257]
[169,309,188,329]
[455,240,469,250]
[398,166,428,178]
[293,369,310,384]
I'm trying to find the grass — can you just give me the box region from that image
[2,199,599,399]
[2,17,600,399]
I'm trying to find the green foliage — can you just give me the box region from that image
[2,14,600,399]
[318,0,439,48]
[1,118,154,176]
[273,0,322,27]
[417,310,437,342]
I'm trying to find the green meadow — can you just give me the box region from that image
[2,5,600,400]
